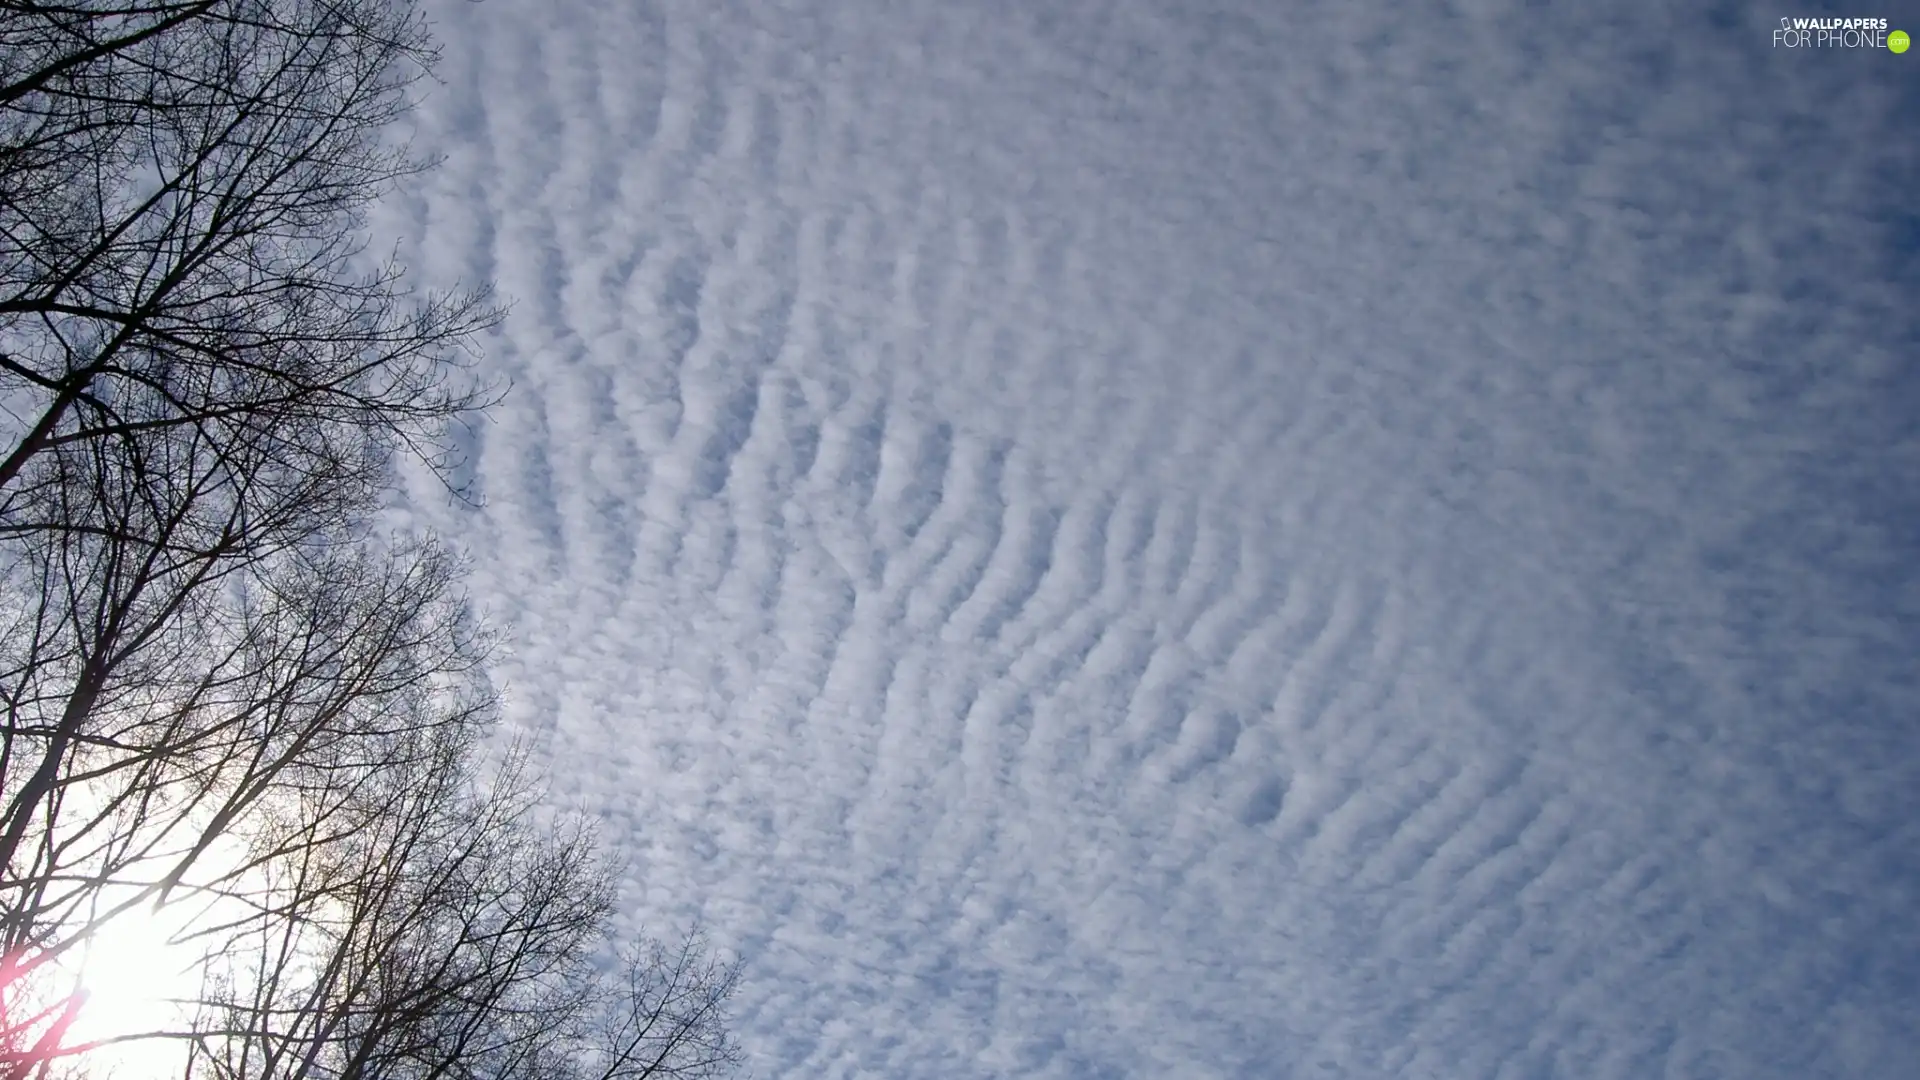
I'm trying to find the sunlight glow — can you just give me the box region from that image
[55,831,260,1080]
[66,895,207,1076]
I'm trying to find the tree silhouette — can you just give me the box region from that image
[0,5,742,1078]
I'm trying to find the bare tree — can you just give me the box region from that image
[0,0,500,504]
[0,4,742,1079]
[63,730,744,1080]
[0,0,499,909]
[0,0,497,1022]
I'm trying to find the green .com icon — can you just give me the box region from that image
[1892,29,1911,53]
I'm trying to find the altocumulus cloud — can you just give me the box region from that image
[372,1,1919,1077]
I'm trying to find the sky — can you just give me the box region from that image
[373,2,1920,1077]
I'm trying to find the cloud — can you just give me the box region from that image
[374,0,1920,1076]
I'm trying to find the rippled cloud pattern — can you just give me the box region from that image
[376,2,1918,1076]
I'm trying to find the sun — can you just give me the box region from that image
[62,892,212,1079]
[24,810,348,1080]
[53,827,264,1080]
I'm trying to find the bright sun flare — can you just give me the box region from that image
[49,822,263,1080]
[63,893,211,1079]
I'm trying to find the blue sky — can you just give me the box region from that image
[377,2,1918,1076]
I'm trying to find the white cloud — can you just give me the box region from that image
[376,1,1920,1076]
